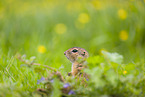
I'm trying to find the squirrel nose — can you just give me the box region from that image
[64,52,66,55]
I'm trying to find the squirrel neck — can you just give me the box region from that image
[71,62,80,72]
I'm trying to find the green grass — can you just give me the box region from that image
[0,0,145,97]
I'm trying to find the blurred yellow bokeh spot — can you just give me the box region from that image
[91,0,103,10]
[119,30,128,41]
[54,23,67,34]
[66,1,82,12]
[78,13,90,24]
[38,45,46,54]
[118,9,127,20]
[123,70,127,74]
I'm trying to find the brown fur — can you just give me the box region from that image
[64,47,89,76]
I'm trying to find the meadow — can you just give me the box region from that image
[0,0,145,97]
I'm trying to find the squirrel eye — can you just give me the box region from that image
[72,49,78,53]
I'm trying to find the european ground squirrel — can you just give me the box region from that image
[64,47,89,76]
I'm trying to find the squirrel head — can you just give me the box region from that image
[64,47,89,63]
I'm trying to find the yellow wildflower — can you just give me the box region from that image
[37,45,46,54]
[54,23,67,34]
[123,70,127,74]
[119,30,128,41]
[118,9,127,20]
[78,13,90,24]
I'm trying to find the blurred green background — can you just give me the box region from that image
[0,0,145,62]
[0,0,145,96]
